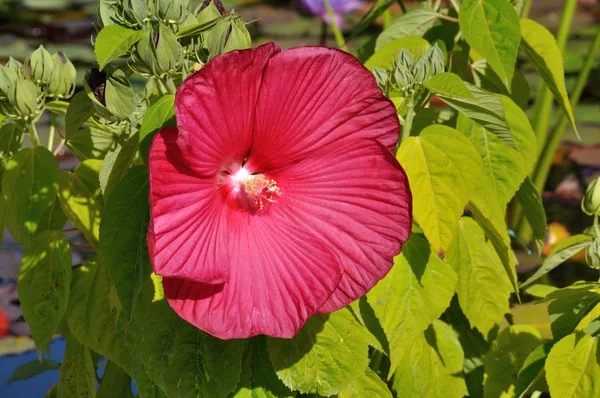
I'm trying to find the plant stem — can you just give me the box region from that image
[47,113,56,151]
[532,26,600,195]
[324,0,348,51]
[397,0,407,13]
[320,20,327,46]
[521,0,533,17]
[531,0,577,156]
[448,0,460,12]
[402,101,416,142]
[436,13,458,23]
[27,122,41,146]
[382,9,393,29]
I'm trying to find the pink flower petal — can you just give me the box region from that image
[175,43,281,176]
[163,207,343,339]
[246,46,399,172]
[148,127,230,283]
[273,139,412,312]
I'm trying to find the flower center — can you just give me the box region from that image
[230,168,281,213]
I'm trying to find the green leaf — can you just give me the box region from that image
[396,125,482,252]
[348,0,396,39]
[468,200,519,296]
[100,166,151,322]
[425,73,515,147]
[231,337,295,398]
[545,332,600,397]
[2,147,60,239]
[66,259,132,373]
[520,18,578,135]
[459,0,520,89]
[447,217,511,337]
[57,336,96,398]
[367,234,457,375]
[0,123,24,159]
[44,100,69,117]
[141,299,247,398]
[99,133,139,200]
[375,9,439,50]
[483,325,542,398]
[67,127,116,161]
[58,166,103,249]
[339,367,392,398]
[97,361,134,398]
[392,320,468,398]
[515,342,552,398]
[547,284,600,341]
[364,36,430,71]
[8,359,61,383]
[18,231,71,351]
[139,94,175,164]
[520,234,594,289]
[471,60,530,109]
[515,177,547,249]
[267,309,370,396]
[95,25,144,70]
[65,91,95,137]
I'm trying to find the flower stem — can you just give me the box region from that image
[448,0,459,12]
[402,101,416,142]
[382,9,393,29]
[47,113,56,151]
[323,0,348,52]
[27,122,41,147]
[397,0,407,13]
[521,0,532,17]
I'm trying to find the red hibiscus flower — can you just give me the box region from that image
[147,43,412,339]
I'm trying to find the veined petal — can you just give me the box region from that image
[148,126,229,283]
[273,139,412,312]
[247,46,399,172]
[175,42,280,176]
[163,208,342,339]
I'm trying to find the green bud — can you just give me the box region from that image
[207,15,250,59]
[27,45,54,85]
[156,0,189,24]
[586,239,600,269]
[136,22,182,76]
[0,65,18,98]
[47,52,76,99]
[99,0,119,26]
[84,68,135,122]
[394,64,413,89]
[7,78,40,120]
[223,17,251,53]
[397,49,414,70]
[196,0,225,24]
[372,67,389,90]
[582,177,600,216]
[123,0,150,25]
[6,57,24,77]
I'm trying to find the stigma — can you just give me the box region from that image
[230,168,281,213]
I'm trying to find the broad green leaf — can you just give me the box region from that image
[376,9,439,50]
[100,166,151,321]
[515,177,547,249]
[0,123,23,159]
[18,231,71,351]
[99,133,139,200]
[65,91,95,137]
[447,217,511,337]
[520,234,594,289]
[58,168,103,250]
[367,234,457,375]
[348,297,387,353]
[231,337,295,398]
[547,284,600,341]
[525,284,557,299]
[396,125,482,252]
[520,18,578,135]
[8,359,61,383]
[471,60,530,109]
[2,147,60,239]
[483,325,541,398]
[339,367,392,398]
[66,127,116,160]
[95,25,144,70]
[267,309,370,396]
[364,36,430,71]
[142,299,247,398]
[57,336,96,398]
[546,332,600,397]
[392,320,468,398]
[459,0,520,89]
[515,342,552,398]
[468,200,519,295]
[348,0,395,39]
[425,73,515,147]
[97,361,134,398]
[139,94,175,164]
[65,259,132,373]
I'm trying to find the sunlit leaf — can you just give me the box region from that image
[339,367,392,398]
[57,334,96,398]
[95,25,144,70]
[376,9,439,50]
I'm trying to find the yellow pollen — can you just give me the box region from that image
[244,175,281,211]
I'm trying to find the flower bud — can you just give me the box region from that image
[84,68,135,122]
[47,52,76,99]
[197,0,225,22]
[586,239,600,270]
[0,65,18,98]
[6,57,24,77]
[123,0,150,26]
[582,177,600,216]
[136,22,182,76]
[7,78,40,120]
[156,0,189,24]
[27,45,54,85]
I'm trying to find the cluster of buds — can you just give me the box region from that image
[583,177,600,269]
[0,46,76,121]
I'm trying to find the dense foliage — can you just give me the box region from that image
[1,0,600,396]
